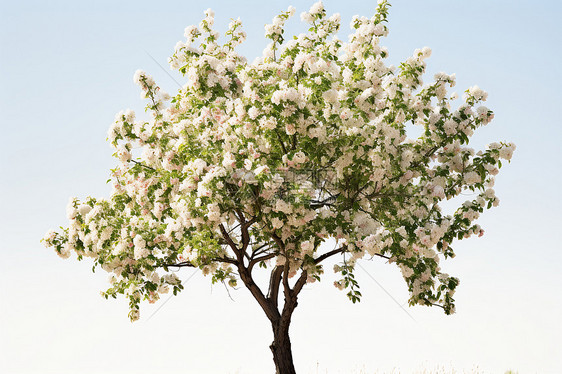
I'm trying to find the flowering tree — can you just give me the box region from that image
[43,2,515,373]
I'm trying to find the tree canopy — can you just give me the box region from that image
[43,2,514,372]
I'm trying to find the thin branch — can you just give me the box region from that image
[216,256,239,265]
[314,245,347,264]
[248,252,277,272]
[162,261,195,268]
[131,159,156,171]
[225,222,242,236]
[219,224,242,262]
[308,195,338,210]
[222,280,235,302]
[373,253,391,260]
[250,242,273,259]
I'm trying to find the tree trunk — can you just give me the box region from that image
[234,250,304,374]
[270,322,296,374]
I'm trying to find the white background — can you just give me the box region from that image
[1,0,560,373]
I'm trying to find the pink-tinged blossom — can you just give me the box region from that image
[43,2,514,327]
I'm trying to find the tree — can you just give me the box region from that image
[43,2,515,373]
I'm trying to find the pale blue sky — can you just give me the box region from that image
[1,1,561,373]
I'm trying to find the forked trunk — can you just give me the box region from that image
[236,262,303,374]
[270,322,296,374]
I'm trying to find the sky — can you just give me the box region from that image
[1,0,561,373]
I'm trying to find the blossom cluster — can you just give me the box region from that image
[43,1,514,319]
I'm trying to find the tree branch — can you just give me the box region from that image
[314,245,347,264]
[270,232,285,252]
[162,261,195,268]
[216,256,239,265]
[219,224,242,263]
[278,268,308,332]
[282,260,291,299]
[373,253,391,260]
[131,159,156,171]
[221,222,279,323]
[308,195,338,210]
[290,269,308,298]
[267,265,284,309]
[248,252,277,272]
[250,242,273,259]
[238,262,279,323]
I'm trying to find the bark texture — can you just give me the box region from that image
[270,322,296,374]
[218,221,345,374]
